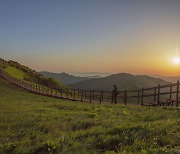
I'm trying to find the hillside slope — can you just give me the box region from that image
[0,77,179,153]
[40,71,89,85]
[69,73,170,90]
[0,59,66,89]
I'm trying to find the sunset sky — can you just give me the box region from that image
[1,0,180,76]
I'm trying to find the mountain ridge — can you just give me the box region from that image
[39,71,89,85]
[69,73,170,91]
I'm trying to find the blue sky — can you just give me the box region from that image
[1,0,180,75]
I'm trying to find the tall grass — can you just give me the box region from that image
[0,78,179,153]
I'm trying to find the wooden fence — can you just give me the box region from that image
[0,69,179,107]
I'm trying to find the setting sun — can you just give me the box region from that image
[172,57,180,64]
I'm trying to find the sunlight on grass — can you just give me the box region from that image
[0,78,179,153]
[4,66,27,80]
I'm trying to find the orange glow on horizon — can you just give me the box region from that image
[6,46,180,77]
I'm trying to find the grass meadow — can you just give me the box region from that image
[4,65,28,80]
[0,77,180,153]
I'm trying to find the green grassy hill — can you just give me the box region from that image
[0,59,66,89]
[0,77,179,153]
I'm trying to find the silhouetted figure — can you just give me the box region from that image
[113,85,118,104]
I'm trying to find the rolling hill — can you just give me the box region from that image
[39,71,90,85]
[0,59,66,89]
[69,73,170,91]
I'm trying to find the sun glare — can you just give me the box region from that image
[173,57,180,64]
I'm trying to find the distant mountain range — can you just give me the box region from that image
[69,72,112,77]
[40,71,170,91]
[39,71,92,85]
[69,73,169,91]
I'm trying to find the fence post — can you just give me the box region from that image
[71,90,72,97]
[27,82,29,90]
[46,87,49,95]
[99,91,102,104]
[33,83,35,92]
[66,89,68,99]
[42,86,45,94]
[141,88,144,106]
[61,88,63,98]
[81,90,83,102]
[111,90,114,104]
[176,81,179,107]
[36,84,38,92]
[51,88,53,96]
[39,85,41,94]
[73,89,75,100]
[23,81,25,89]
[23,80,26,89]
[85,90,86,100]
[56,88,58,97]
[37,84,39,93]
[93,90,95,100]
[26,81,28,90]
[154,87,156,102]
[170,84,172,100]
[30,82,32,91]
[28,82,29,90]
[31,82,32,91]
[21,81,23,88]
[36,84,39,93]
[29,82,31,91]
[137,90,140,104]
[157,85,160,106]
[101,90,104,102]
[25,81,27,89]
[124,90,127,105]
[90,90,92,102]
[77,88,79,98]
[46,87,48,95]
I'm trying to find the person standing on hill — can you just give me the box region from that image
[113,85,118,104]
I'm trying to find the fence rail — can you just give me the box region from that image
[0,69,179,107]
